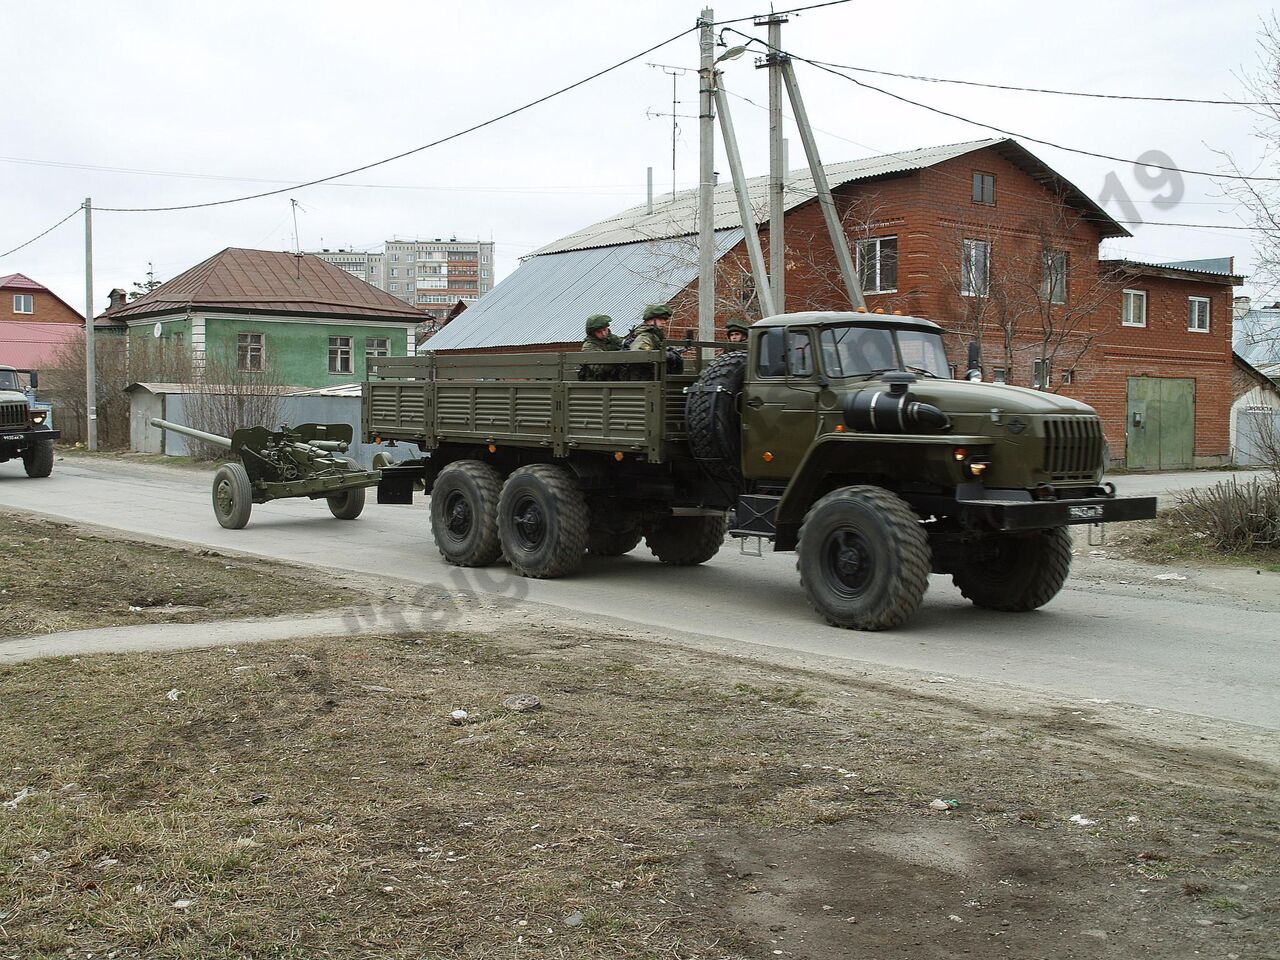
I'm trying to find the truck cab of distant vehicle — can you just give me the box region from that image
[0,365,58,478]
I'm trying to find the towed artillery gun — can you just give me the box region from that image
[150,419,382,529]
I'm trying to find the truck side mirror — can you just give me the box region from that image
[964,340,981,382]
[29,371,39,389]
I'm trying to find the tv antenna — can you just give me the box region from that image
[646,62,697,200]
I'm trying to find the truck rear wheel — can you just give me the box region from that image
[796,486,930,630]
[22,438,54,478]
[951,527,1072,612]
[430,460,503,566]
[498,464,589,578]
[212,463,253,529]
[643,513,727,565]
[686,350,747,485]
[587,520,643,557]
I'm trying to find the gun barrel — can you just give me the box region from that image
[149,418,233,449]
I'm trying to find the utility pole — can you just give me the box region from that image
[714,73,774,318]
[697,7,716,343]
[757,13,788,315]
[780,59,865,309]
[83,197,97,451]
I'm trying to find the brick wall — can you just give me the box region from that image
[1,287,83,325]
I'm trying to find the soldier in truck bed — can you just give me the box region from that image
[626,303,684,376]
[578,314,624,381]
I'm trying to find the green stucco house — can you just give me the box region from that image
[98,247,424,387]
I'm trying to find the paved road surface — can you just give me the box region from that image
[3,456,1276,730]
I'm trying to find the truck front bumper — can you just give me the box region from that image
[0,427,60,454]
[953,491,1157,531]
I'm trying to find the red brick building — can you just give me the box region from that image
[1,273,83,326]
[430,138,1240,468]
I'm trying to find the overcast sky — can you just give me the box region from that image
[1,0,1273,313]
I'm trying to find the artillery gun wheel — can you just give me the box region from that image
[951,527,1072,612]
[643,513,727,566]
[430,460,503,566]
[796,485,930,630]
[685,350,747,486]
[212,463,253,529]
[327,487,366,520]
[22,438,54,478]
[498,464,588,578]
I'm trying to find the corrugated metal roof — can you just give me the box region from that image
[0,320,83,368]
[532,140,1001,256]
[105,248,426,322]
[425,229,745,351]
[1160,257,1237,276]
[1105,258,1244,282]
[0,273,47,291]
[1236,306,1280,366]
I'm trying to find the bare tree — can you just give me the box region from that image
[182,348,287,460]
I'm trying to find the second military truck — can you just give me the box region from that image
[363,312,1156,630]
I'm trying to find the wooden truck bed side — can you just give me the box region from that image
[364,351,698,463]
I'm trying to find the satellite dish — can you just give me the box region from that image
[153,322,163,339]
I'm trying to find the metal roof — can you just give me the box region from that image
[1104,258,1244,284]
[754,310,943,332]
[1160,257,1237,276]
[424,229,745,351]
[104,248,426,323]
[530,137,1127,256]
[0,320,83,369]
[1235,305,1280,366]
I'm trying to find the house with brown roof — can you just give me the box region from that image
[98,248,426,388]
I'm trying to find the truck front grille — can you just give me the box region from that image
[0,402,28,430]
[1043,417,1104,480]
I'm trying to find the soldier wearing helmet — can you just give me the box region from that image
[579,314,624,381]
[724,319,749,350]
[628,303,672,353]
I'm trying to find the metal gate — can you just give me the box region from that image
[1235,406,1280,467]
[1126,377,1195,471]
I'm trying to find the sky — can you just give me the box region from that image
[1,0,1275,313]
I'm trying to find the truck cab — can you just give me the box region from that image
[0,365,58,478]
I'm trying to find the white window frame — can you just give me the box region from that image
[366,336,390,359]
[991,367,1007,384]
[12,294,33,314]
[328,335,353,375]
[855,235,899,294]
[961,239,990,297]
[1122,289,1147,327]
[1032,357,1049,389]
[236,332,264,372]
[1042,250,1067,305]
[1188,296,1211,333]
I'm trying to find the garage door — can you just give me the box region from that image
[1126,377,1195,471]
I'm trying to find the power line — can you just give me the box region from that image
[0,207,81,260]
[716,0,855,25]
[806,58,1278,107]
[96,25,696,213]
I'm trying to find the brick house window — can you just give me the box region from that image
[992,367,1007,384]
[1032,358,1049,389]
[856,236,898,293]
[961,239,990,297]
[366,336,390,359]
[1188,296,1210,332]
[1061,369,1075,385]
[237,333,264,372]
[1122,289,1147,327]
[12,294,33,314]
[1042,251,1067,304]
[972,172,995,205]
[328,336,353,374]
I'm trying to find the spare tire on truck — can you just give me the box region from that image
[685,350,747,485]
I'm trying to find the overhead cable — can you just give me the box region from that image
[0,207,81,260]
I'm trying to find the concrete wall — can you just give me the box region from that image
[132,391,420,468]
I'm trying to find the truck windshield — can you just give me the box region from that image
[819,326,950,379]
[0,371,19,391]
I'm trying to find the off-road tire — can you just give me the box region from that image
[430,460,503,566]
[587,521,643,557]
[685,350,748,485]
[327,486,366,520]
[498,464,589,578]
[796,485,930,631]
[643,513,728,566]
[21,438,54,478]
[212,463,253,530]
[951,527,1072,612]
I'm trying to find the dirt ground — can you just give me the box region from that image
[1,622,1276,960]
[0,512,351,636]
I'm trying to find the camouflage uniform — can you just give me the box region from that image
[724,319,749,351]
[579,314,624,381]
[627,303,671,357]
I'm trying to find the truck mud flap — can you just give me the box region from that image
[955,495,1158,531]
[376,463,423,505]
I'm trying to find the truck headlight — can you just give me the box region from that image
[30,410,47,425]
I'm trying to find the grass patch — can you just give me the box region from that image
[0,513,351,636]
[1,632,1277,958]
[57,447,225,471]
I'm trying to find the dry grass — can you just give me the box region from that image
[0,513,350,637]
[1,631,1277,959]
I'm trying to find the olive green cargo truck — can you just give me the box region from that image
[363,312,1156,630]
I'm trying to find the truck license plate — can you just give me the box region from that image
[3,434,24,442]
[1068,504,1105,520]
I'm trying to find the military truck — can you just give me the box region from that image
[0,365,57,478]
[363,312,1156,630]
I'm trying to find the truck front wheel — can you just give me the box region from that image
[498,464,589,578]
[22,438,54,478]
[796,486,930,630]
[951,527,1072,612]
[643,513,727,565]
[430,460,503,566]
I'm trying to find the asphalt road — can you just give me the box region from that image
[3,456,1276,730]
